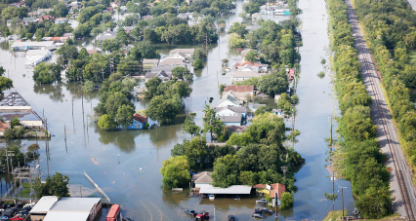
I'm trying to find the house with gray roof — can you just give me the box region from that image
[249,103,266,112]
[192,171,213,188]
[215,105,247,118]
[145,70,172,82]
[150,66,175,74]
[231,71,266,82]
[220,114,243,126]
[95,31,116,42]
[217,93,243,107]
[169,48,194,58]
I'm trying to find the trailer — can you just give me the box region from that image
[106,204,120,221]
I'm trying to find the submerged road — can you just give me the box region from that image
[345,0,416,219]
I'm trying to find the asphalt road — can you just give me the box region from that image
[344,0,416,218]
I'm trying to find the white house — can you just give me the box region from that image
[231,71,266,82]
[25,50,52,66]
[217,93,243,107]
[220,114,243,126]
[215,106,246,118]
[192,171,212,188]
[169,48,194,58]
[234,61,268,73]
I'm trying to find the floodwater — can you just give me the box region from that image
[0,0,355,220]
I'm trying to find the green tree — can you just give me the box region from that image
[280,192,294,209]
[33,172,70,199]
[115,104,135,129]
[35,28,43,41]
[0,76,13,93]
[10,117,20,128]
[144,77,162,98]
[98,114,117,130]
[160,156,191,188]
[239,171,258,186]
[259,73,288,97]
[182,113,200,137]
[171,66,189,79]
[245,50,258,62]
[202,105,223,141]
[193,59,203,69]
[146,95,180,125]
[211,154,240,188]
[33,63,61,84]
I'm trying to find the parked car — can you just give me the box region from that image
[255,198,268,204]
[254,208,273,214]
[9,216,24,221]
[228,215,236,221]
[185,209,197,217]
[0,216,8,221]
[252,213,266,219]
[209,194,215,200]
[196,211,209,220]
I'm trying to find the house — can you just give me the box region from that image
[142,15,153,20]
[6,19,13,27]
[240,49,253,59]
[25,50,52,66]
[124,26,136,33]
[29,196,59,221]
[150,66,175,74]
[158,56,187,67]
[0,92,44,128]
[256,92,270,99]
[192,171,213,188]
[252,12,262,22]
[169,48,194,58]
[10,41,55,51]
[143,59,159,71]
[199,185,252,196]
[95,31,116,42]
[272,109,284,118]
[249,103,266,112]
[215,105,247,118]
[253,183,286,200]
[55,17,68,24]
[206,142,239,150]
[126,113,148,129]
[287,68,295,81]
[224,85,254,95]
[39,15,55,23]
[234,61,268,73]
[110,1,120,8]
[220,114,242,126]
[9,1,24,7]
[231,71,266,82]
[28,8,53,17]
[22,17,35,25]
[145,70,172,82]
[0,122,10,136]
[87,49,100,55]
[226,125,248,134]
[217,93,243,107]
[177,12,193,20]
[63,33,74,38]
[43,197,102,221]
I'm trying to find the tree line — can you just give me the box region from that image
[327,0,390,218]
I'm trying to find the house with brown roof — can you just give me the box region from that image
[126,113,148,129]
[253,183,286,199]
[287,68,295,81]
[192,171,213,188]
[0,122,10,136]
[224,85,254,94]
[39,15,55,23]
[87,50,100,55]
[234,61,268,73]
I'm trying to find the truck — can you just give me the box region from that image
[106,204,120,221]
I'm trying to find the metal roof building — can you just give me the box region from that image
[10,41,55,51]
[43,197,102,221]
[29,196,59,221]
[199,185,252,195]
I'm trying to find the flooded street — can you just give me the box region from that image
[0,0,355,219]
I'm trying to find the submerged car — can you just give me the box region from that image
[228,215,236,221]
[185,209,197,217]
[254,208,273,214]
[252,213,266,219]
[255,198,268,204]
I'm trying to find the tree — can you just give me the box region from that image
[193,59,203,69]
[211,154,240,188]
[0,76,13,93]
[239,171,258,186]
[116,27,130,46]
[160,156,191,188]
[245,50,258,62]
[102,39,121,52]
[259,73,288,97]
[202,105,223,141]
[33,172,69,199]
[171,143,185,156]
[145,77,162,98]
[10,117,20,128]
[115,104,135,129]
[33,63,61,84]
[83,80,94,93]
[146,95,180,125]
[280,192,294,209]
[182,113,200,137]
[98,114,117,130]
[35,28,43,41]
[228,22,248,37]
[171,66,189,79]
[192,48,207,61]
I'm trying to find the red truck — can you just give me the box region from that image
[106,204,120,221]
[196,211,209,220]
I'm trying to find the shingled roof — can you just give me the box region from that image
[133,113,147,124]
[224,85,254,93]
[192,171,212,184]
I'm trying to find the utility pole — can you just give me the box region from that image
[275,191,278,220]
[332,172,335,210]
[339,186,347,217]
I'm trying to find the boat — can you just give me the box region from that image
[209,194,215,200]
[82,41,87,46]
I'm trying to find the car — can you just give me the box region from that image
[252,213,266,219]
[196,211,209,220]
[228,215,236,221]
[185,209,197,217]
[0,216,8,221]
[209,194,215,200]
[255,198,268,204]
[9,216,24,221]
[254,208,273,214]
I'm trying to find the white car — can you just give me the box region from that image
[209,194,215,200]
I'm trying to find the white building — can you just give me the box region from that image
[29,196,59,221]
[217,93,243,107]
[215,106,246,117]
[10,41,55,51]
[43,197,102,221]
[25,50,52,66]
[231,71,266,82]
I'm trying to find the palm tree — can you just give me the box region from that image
[27,143,40,168]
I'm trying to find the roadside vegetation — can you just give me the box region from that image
[327,0,391,218]
[352,0,416,184]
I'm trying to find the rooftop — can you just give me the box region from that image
[231,71,265,78]
[0,122,9,132]
[250,103,266,109]
[150,65,175,73]
[215,105,246,113]
[220,114,242,123]
[11,41,55,48]
[133,113,147,123]
[0,92,30,107]
[169,48,194,55]
[235,61,262,67]
[43,211,90,221]
[29,196,59,214]
[226,125,248,133]
[159,58,186,66]
[224,85,254,93]
[199,185,252,195]
[143,59,159,64]
[191,171,212,184]
[49,197,101,212]
[1,109,42,121]
[270,183,286,199]
[87,49,99,55]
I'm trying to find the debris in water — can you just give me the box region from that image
[91,158,99,165]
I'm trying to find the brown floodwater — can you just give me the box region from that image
[0,0,356,220]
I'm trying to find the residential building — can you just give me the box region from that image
[95,31,116,42]
[9,1,24,7]
[145,70,172,82]
[192,171,213,188]
[240,49,253,60]
[220,114,243,126]
[142,15,153,20]
[253,183,286,200]
[0,92,44,128]
[63,33,74,38]
[169,48,194,58]
[256,92,270,99]
[55,17,68,24]
[39,15,55,23]
[143,59,159,71]
[110,2,120,8]
[0,122,10,137]
[215,105,247,118]
[249,103,266,112]
[206,142,239,150]
[177,12,193,20]
[87,49,100,55]
[22,17,35,25]
[234,61,268,73]
[217,92,243,107]
[226,125,248,134]
[29,196,59,221]
[10,41,55,51]
[126,113,148,129]
[43,197,102,221]
[150,66,175,74]
[25,50,52,66]
[199,185,252,195]
[272,109,284,118]
[158,56,187,67]
[231,71,266,82]
[287,68,295,81]
[224,85,254,94]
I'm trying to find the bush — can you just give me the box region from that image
[10,117,20,128]
[317,71,325,78]
[193,59,203,69]
[280,192,294,209]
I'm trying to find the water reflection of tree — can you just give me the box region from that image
[0,42,10,51]
[94,125,138,153]
[65,82,99,101]
[33,83,65,101]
